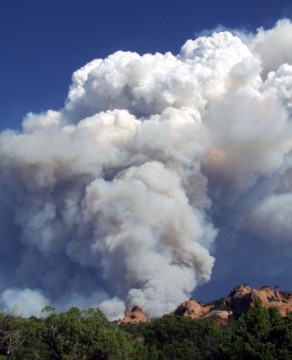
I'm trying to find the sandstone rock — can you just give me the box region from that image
[224,284,253,317]
[225,284,292,317]
[118,284,291,325]
[118,305,150,324]
[203,310,231,320]
[172,299,213,319]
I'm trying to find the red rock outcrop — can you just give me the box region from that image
[203,310,231,320]
[171,299,213,319]
[225,284,292,317]
[118,305,150,324]
[171,284,292,321]
[203,310,231,325]
[118,284,291,325]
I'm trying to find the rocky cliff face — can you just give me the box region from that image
[118,306,150,324]
[171,299,212,318]
[118,285,292,324]
[225,284,292,317]
[171,299,232,323]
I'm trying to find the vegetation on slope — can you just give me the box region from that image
[0,299,291,359]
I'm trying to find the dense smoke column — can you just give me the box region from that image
[1,19,292,318]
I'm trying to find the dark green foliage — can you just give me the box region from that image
[224,299,292,360]
[39,306,137,360]
[0,307,138,360]
[0,300,291,360]
[123,315,227,359]
[122,301,292,360]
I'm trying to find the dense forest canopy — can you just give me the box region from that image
[0,299,291,360]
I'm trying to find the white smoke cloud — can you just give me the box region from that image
[249,19,292,77]
[0,289,49,317]
[0,19,292,319]
[247,193,292,242]
[99,297,126,321]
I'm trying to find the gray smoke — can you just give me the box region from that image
[1,19,292,319]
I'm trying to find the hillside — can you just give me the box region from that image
[0,283,291,359]
[119,284,292,324]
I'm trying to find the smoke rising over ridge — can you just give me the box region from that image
[1,19,292,319]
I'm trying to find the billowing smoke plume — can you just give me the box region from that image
[1,19,292,319]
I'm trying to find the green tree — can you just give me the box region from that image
[0,310,28,360]
[227,298,276,360]
[269,310,292,360]
[127,315,226,360]
[40,306,138,360]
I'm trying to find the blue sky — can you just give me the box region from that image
[1,0,291,130]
